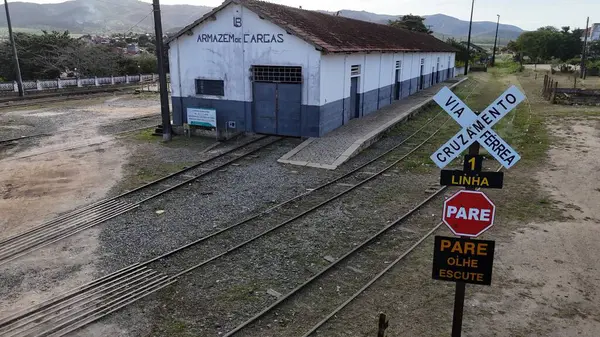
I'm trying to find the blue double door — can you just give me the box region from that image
[253,82,302,137]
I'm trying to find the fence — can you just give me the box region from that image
[542,74,600,105]
[0,74,159,94]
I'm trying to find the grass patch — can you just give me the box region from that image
[130,128,218,149]
[492,60,524,75]
[132,128,158,141]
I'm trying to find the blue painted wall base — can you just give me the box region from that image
[171,74,457,138]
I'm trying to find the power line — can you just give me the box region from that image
[124,10,154,34]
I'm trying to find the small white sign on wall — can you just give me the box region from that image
[187,108,217,128]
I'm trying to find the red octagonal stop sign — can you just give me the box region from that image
[443,190,496,237]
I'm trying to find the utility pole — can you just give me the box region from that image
[152,0,172,141]
[581,17,589,80]
[491,14,500,67]
[3,0,24,97]
[464,0,475,76]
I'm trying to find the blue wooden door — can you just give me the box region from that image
[253,82,277,135]
[349,77,360,120]
[276,83,301,137]
[253,82,301,137]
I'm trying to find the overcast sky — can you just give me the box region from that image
[22,0,599,31]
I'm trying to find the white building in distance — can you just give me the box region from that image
[166,0,458,137]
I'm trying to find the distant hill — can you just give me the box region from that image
[0,0,213,34]
[0,0,524,44]
[330,11,524,44]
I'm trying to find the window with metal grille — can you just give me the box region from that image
[251,66,302,83]
[351,65,361,76]
[196,79,224,96]
[421,59,425,65]
[437,57,440,62]
[395,60,401,69]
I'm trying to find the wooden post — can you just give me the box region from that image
[543,75,548,95]
[550,81,558,104]
[573,75,577,89]
[377,313,389,337]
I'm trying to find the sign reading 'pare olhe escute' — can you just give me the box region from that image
[432,236,495,286]
[443,190,496,237]
[430,86,525,169]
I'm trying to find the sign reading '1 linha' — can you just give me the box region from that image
[431,85,526,169]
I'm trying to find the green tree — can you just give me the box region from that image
[445,38,469,64]
[588,41,600,59]
[0,30,152,80]
[514,26,582,64]
[389,14,432,34]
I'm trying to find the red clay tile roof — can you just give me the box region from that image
[168,0,457,53]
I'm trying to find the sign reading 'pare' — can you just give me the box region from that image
[443,190,496,237]
[432,236,495,285]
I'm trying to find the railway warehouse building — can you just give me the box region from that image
[167,0,458,138]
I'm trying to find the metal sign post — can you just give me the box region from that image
[429,85,526,337]
[452,142,479,337]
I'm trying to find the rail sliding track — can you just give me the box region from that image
[0,79,480,337]
[0,135,281,267]
[0,114,159,145]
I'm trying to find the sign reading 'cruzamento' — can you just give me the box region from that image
[430,86,526,169]
[197,33,285,44]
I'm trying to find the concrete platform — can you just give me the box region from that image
[278,77,469,170]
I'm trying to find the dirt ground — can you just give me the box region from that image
[0,94,213,317]
[0,95,160,237]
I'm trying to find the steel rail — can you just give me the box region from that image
[1,270,160,336]
[0,199,123,246]
[0,202,135,254]
[172,116,453,280]
[223,79,482,337]
[2,123,164,162]
[0,114,159,145]
[0,136,281,266]
[0,263,144,327]
[139,80,478,266]
[222,185,451,337]
[0,135,270,250]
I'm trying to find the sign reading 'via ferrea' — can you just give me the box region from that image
[431,86,526,169]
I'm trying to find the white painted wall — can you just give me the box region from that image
[319,50,456,105]
[168,2,321,105]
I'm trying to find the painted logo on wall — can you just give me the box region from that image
[197,33,284,44]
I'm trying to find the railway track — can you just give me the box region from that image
[296,168,503,337]
[0,135,281,267]
[0,114,160,145]
[0,79,479,336]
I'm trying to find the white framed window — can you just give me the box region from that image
[421,58,425,65]
[351,64,361,76]
[395,60,401,69]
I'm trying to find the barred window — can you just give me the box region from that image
[196,79,224,96]
[351,65,361,76]
[395,60,401,69]
[251,66,302,83]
